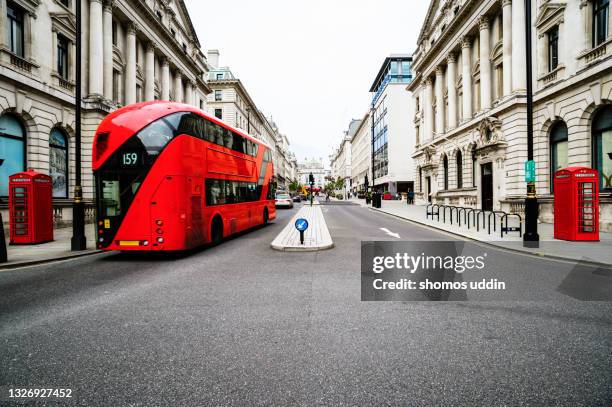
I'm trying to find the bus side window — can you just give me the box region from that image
[232,132,245,154]
[251,143,258,157]
[204,121,215,143]
[223,129,233,149]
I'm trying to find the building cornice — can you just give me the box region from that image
[412,0,483,78]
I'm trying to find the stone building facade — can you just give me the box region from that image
[206,49,297,191]
[330,119,360,197]
[0,0,211,224]
[298,157,326,190]
[350,111,371,194]
[409,0,612,231]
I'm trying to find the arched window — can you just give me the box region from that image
[592,106,612,191]
[50,128,68,198]
[456,150,463,189]
[549,121,568,192]
[443,155,449,190]
[0,114,25,196]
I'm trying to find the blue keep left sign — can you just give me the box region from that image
[295,218,309,232]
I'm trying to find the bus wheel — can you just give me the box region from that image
[263,208,269,225]
[211,216,223,246]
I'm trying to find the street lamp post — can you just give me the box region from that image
[523,0,539,248]
[71,0,86,251]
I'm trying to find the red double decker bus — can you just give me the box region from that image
[92,101,276,251]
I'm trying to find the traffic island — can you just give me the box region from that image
[271,204,333,251]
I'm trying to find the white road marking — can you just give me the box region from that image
[379,227,400,239]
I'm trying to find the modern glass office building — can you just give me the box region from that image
[369,55,416,194]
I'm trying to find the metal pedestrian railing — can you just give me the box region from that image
[425,204,522,238]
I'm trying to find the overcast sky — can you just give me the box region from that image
[185,0,429,167]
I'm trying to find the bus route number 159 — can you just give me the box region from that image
[122,152,140,166]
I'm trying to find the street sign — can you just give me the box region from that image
[525,160,536,183]
[295,218,309,245]
[295,218,309,232]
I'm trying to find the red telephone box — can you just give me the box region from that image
[9,169,53,244]
[553,167,599,241]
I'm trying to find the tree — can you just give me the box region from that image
[334,177,344,191]
[288,180,301,192]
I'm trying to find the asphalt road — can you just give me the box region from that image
[0,201,611,406]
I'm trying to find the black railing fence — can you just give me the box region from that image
[425,204,522,238]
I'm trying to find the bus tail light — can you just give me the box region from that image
[156,219,163,226]
[143,240,149,246]
[156,228,163,234]
[157,237,164,243]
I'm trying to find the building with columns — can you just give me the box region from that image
[409,0,612,231]
[297,157,326,190]
[0,0,211,224]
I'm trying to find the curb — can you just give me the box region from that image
[0,249,104,271]
[270,242,334,252]
[368,206,612,269]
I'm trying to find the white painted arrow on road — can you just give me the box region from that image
[380,227,401,239]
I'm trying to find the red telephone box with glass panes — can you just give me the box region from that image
[553,167,599,241]
[9,169,53,244]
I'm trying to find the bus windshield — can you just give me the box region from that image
[96,112,188,246]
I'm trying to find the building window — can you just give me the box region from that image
[443,155,449,190]
[593,0,609,47]
[136,84,142,102]
[199,99,204,110]
[171,28,176,38]
[214,108,222,119]
[216,73,223,80]
[494,64,503,100]
[0,114,25,196]
[50,128,68,198]
[547,26,559,72]
[214,90,222,101]
[112,20,117,46]
[7,2,24,57]
[57,34,70,79]
[112,69,120,103]
[550,121,568,192]
[182,43,187,53]
[156,10,163,21]
[456,150,463,189]
[592,106,612,190]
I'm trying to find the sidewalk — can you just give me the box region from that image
[368,200,612,266]
[1,224,100,270]
[271,202,333,251]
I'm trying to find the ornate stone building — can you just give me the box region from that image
[409,0,612,231]
[0,0,210,223]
